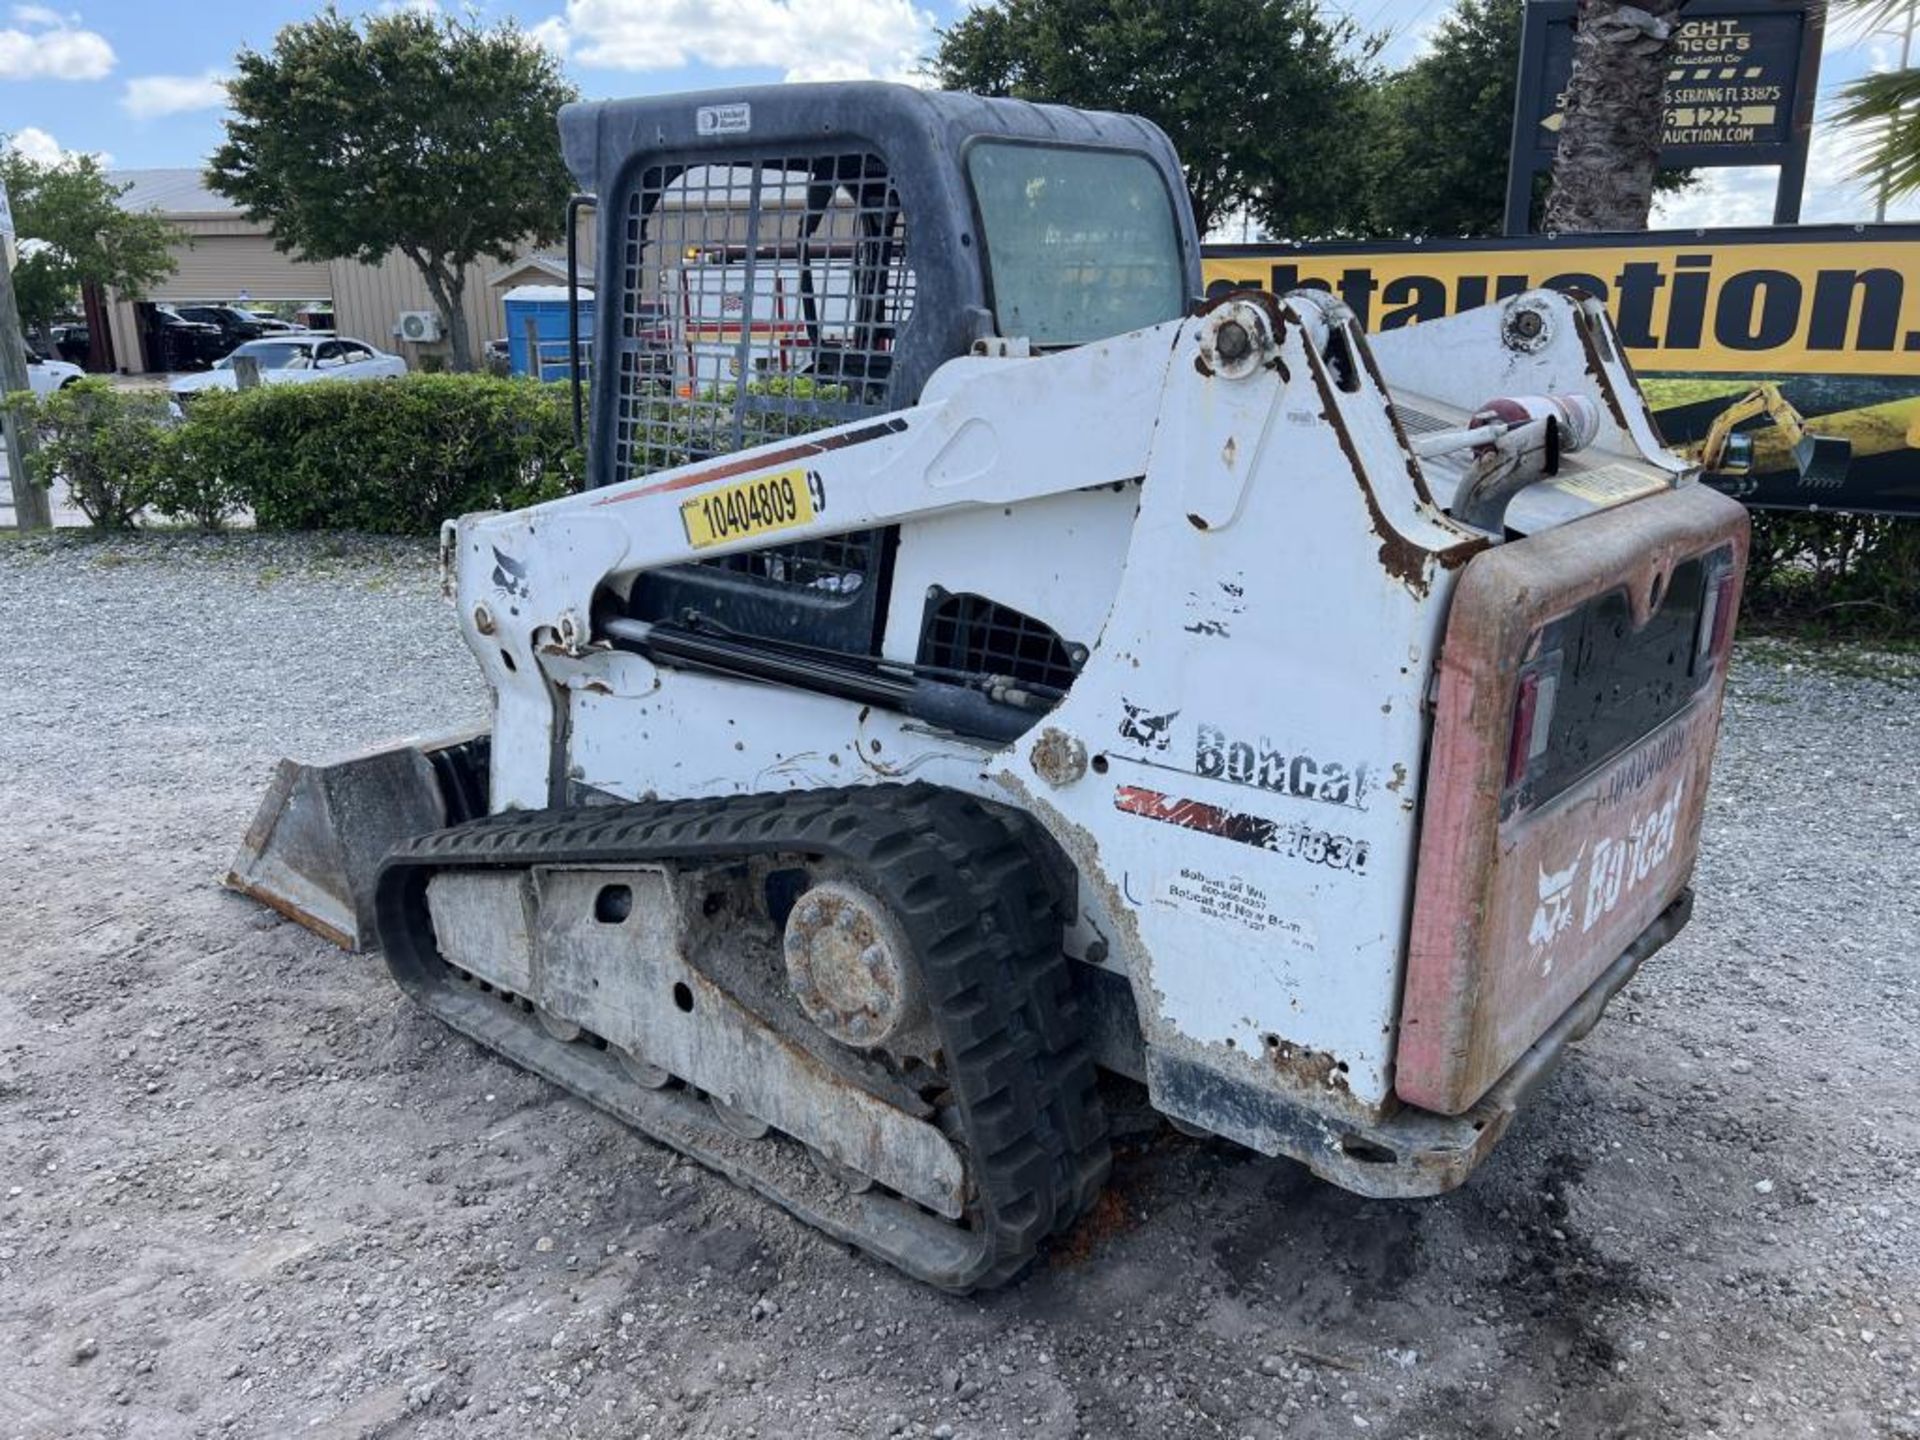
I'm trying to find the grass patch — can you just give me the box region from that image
[1736,633,1920,684]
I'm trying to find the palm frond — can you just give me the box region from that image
[1833,68,1920,200]
[1830,0,1919,40]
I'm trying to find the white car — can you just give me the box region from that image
[169,336,407,403]
[24,349,83,396]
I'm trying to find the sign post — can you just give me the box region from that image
[1504,0,1826,235]
[0,177,53,532]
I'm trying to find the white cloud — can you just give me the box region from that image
[527,13,571,58]
[1651,106,1920,228]
[4,124,109,168]
[549,0,935,84]
[6,123,65,165]
[121,70,229,120]
[0,6,113,80]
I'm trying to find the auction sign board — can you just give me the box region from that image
[1203,226,1920,518]
[1503,0,1824,232]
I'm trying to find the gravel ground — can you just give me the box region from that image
[0,532,1915,1440]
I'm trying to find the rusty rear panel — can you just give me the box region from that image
[1396,483,1749,1116]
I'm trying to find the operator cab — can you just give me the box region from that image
[562,83,1201,656]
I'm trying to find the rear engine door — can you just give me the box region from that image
[1397,482,1749,1115]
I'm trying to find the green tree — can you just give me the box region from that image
[1364,0,1525,237]
[1835,68,1920,206]
[0,142,178,332]
[1364,0,1690,237]
[207,8,577,372]
[932,0,1379,238]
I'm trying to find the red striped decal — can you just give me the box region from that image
[1115,786,1371,874]
[592,417,908,505]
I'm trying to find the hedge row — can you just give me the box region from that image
[8,377,1915,639]
[1744,511,1920,641]
[7,374,580,533]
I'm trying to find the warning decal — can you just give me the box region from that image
[1551,462,1668,507]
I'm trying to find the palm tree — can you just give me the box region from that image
[1542,0,1691,233]
[1831,0,1920,216]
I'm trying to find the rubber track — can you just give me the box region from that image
[374,783,1110,1291]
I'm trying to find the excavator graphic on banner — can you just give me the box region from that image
[1696,381,1852,491]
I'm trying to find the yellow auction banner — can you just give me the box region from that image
[1204,231,1920,379]
[1203,227,1920,516]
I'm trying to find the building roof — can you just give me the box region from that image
[502,284,594,304]
[488,253,570,288]
[110,168,237,217]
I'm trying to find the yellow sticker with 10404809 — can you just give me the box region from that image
[680,467,820,549]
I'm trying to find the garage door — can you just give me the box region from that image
[151,234,332,302]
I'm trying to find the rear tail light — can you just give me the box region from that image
[1505,661,1560,789]
[1699,564,1738,665]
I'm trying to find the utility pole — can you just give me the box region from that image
[1875,0,1918,222]
[0,178,52,531]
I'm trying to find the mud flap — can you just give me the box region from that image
[224,729,488,950]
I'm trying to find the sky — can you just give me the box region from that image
[0,0,1914,232]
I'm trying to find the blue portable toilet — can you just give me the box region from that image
[503,285,593,378]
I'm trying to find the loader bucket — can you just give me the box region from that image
[1792,432,1852,486]
[224,729,489,951]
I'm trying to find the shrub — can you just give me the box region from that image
[175,373,581,533]
[6,379,171,528]
[14,371,1917,639]
[1743,511,1920,641]
[150,418,246,531]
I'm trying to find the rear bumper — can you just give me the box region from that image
[1149,891,1691,1199]
[1335,889,1691,1198]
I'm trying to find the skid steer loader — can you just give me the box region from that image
[228,83,1750,1291]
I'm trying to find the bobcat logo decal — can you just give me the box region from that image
[491,546,530,601]
[1527,844,1584,975]
[1118,699,1179,752]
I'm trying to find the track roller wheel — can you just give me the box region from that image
[809,1145,875,1194]
[707,1093,772,1140]
[617,1045,671,1090]
[537,1009,582,1043]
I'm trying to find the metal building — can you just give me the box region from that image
[103,168,531,374]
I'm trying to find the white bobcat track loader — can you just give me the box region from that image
[228,83,1749,1291]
